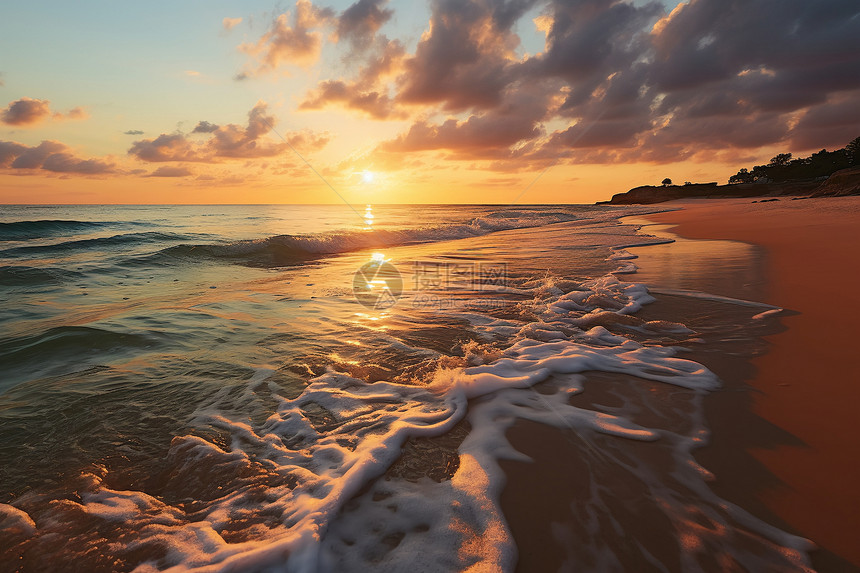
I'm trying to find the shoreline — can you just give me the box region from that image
[645,197,860,569]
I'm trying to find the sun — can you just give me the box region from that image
[361,170,375,184]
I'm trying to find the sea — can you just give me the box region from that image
[0,204,814,572]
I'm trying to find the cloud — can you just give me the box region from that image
[1,97,89,126]
[300,80,402,119]
[147,165,193,177]
[396,0,535,112]
[0,141,32,167]
[280,129,331,151]
[55,106,88,121]
[205,102,287,158]
[223,17,243,31]
[1,97,52,125]
[10,140,66,168]
[336,0,393,52]
[300,37,406,119]
[238,0,334,75]
[636,0,860,153]
[124,130,145,135]
[379,90,547,156]
[788,89,860,150]
[191,121,220,134]
[128,133,201,162]
[128,102,329,163]
[42,153,114,174]
[362,0,860,167]
[0,139,114,174]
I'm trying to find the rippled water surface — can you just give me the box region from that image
[0,204,813,571]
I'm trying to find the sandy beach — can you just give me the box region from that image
[646,197,860,569]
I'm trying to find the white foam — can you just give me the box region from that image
[24,261,811,571]
[649,287,780,309]
[752,308,784,320]
[606,248,638,261]
[0,503,37,536]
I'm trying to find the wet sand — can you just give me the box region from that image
[647,197,860,569]
[499,196,860,571]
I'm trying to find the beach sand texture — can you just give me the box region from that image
[648,197,860,569]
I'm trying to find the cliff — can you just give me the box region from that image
[598,176,852,205]
[811,167,860,197]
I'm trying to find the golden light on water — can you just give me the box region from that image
[364,204,374,229]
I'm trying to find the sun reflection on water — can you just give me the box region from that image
[364,204,374,229]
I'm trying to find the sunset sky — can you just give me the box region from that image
[1,0,858,204]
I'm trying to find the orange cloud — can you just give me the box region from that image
[147,165,194,177]
[128,102,330,163]
[300,38,406,119]
[1,98,51,126]
[0,139,114,174]
[54,106,89,121]
[237,0,333,75]
[1,98,88,126]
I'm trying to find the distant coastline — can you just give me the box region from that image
[601,136,860,205]
[600,166,860,205]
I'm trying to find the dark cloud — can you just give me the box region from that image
[11,141,67,168]
[191,121,220,134]
[245,0,860,164]
[387,0,859,163]
[547,115,651,150]
[147,165,193,177]
[129,102,329,163]
[42,153,114,174]
[0,141,29,167]
[337,0,393,52]
[0,139,114,174]
[124,129,145,136]
[380,82,549,158]
[397,0,538,112]
[128,133,200,162]
[788,90,860,150]
[1,97,52,126]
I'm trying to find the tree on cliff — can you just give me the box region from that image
[847,136,860,165]
[769,153,792,167]
[728,168,754,184]
[661,178,672,186]
[728,135,860,183]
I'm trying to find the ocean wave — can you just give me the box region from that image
[0,219,128,241]
[0,273,814,571]
[0,232,197,257]
[0,326,169,391]
[0,265,84,287]
[146,211,584,267]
